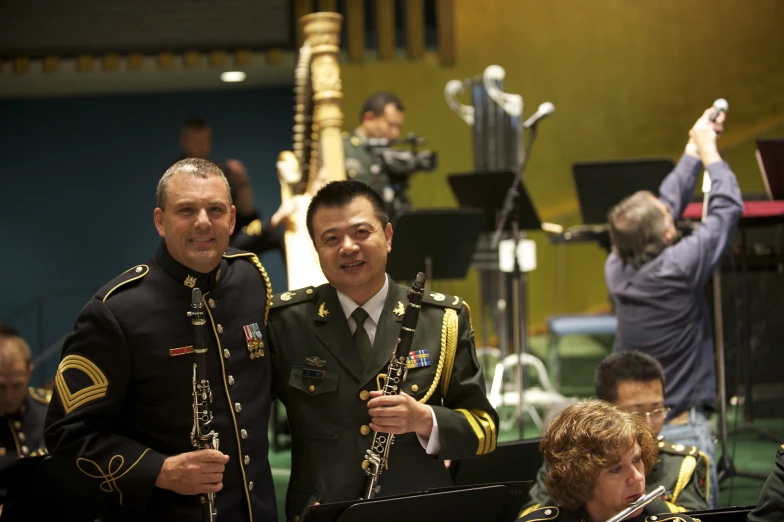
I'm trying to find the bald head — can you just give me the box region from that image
[0,334,33,414]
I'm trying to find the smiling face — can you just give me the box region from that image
[585,442,647,522]
[153,171,236,273]
[311,196,393,305]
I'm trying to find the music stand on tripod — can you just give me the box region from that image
[448,170,542,439]
[386,209,484,287]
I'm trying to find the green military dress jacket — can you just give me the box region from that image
[343,129,389,196]
[268,279,498,521]
[521,440,710,517]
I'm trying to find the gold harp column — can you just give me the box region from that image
[301,12,346,184]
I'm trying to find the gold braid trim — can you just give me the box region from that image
[224,252,273,325]
[418,308,450,404]
[440,308,459,399]
[249,254,273,325]
[671,454,697,504]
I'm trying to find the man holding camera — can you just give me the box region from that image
[343,92,405,198]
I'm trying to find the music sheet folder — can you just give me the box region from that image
[386,209,484,282]
[572,158,675,224]
[447,171,542,233]
[300,483,520,522]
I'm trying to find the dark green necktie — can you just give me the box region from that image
[351,307,372,365]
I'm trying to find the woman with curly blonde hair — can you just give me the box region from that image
[521,400,696,522]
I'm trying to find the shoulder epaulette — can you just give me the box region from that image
[422,291,463,310]
[519,506,559,522]
[270,287,317,309]
[658,440,700,457]
[97,264,149,302]
[29,386,52,405]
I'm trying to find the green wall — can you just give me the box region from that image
[337,0,784,340]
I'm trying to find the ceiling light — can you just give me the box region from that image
[220,71,246,83]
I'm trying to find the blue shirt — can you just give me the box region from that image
[605,154,743,416]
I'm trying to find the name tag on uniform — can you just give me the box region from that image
[170,346,194,357]
[407,349,431,369]
[301,368,326,379]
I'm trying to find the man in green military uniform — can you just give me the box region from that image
[748,443,784,522]
[268,180,497,521]
[343,92,405,198]
[521,351,710,517]
[0,329,50,484]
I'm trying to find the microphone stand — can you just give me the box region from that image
[491,123,539,439]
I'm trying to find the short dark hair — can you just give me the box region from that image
[181,117,210,132]
[594,351,666,403]
[360,92,405,122]
[608,190,670,268]
[0,324,19,337]
[306,180,389,242]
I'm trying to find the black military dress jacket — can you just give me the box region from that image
[268,278,499,521]
[45,242,277,522]
[0,387,50,480]
[520,505,699,522]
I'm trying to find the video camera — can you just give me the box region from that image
[366,132,438,177]
[366,132,438,221]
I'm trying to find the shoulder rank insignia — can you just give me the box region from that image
[658,440,699,457]
[519,506,559,522]
[422,291,463,310]
[270,287,317,309]
[29,386,52,405]
[97,264,149,302]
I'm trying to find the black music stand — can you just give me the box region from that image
[449,171,542,439]
[450,438,543,487]
[572,158,675,224]
[300,484,512,522]
[448,171,541,233]
[386,209,484,285]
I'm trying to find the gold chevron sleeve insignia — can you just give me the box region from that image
[456,408,497,455]
[55,355,109,414]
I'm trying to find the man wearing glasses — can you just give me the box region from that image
[520,351,710,516]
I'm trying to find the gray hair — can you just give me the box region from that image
[608,190,670,268]
[157,158,232,209]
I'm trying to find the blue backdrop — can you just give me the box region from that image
[0,85,293,385]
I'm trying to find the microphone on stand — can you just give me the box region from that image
[523,102,555,128]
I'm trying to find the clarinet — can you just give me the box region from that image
[187,288,219,522]
[362,272,426,500]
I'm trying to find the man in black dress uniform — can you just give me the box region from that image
[45,158,277,521]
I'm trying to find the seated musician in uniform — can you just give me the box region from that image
[522,351,710,517]
[0,327,50,483]
[520,399,698,522]
[267,180,498,521]
[605,105,743,507]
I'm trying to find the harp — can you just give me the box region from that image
[278,12,346,290]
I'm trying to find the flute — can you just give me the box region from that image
[604,485,666,522]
